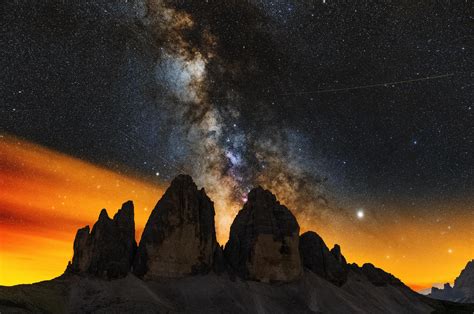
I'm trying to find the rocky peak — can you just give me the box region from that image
[429,259,474,303]
[133,174,219,279]
[244,186,299,236]
[114,200,133,220]
[299,231,348,286]
[67,201,137,279]
[224,187,301,282]
[454,260,474,289]
[330,244,347,265]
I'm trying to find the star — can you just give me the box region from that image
[356,209,365,219]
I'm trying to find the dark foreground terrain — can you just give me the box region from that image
[1,271,474,313]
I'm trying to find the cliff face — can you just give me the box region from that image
[68,201,136,279]
[224,187,302,282]
[133,175,219,279]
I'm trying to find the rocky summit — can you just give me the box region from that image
[67,201,136,279]
[224,187,302,282]
[133,174,220,279]
[299,231,348,286]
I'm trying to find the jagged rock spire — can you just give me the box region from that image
[224,186,302,282]
[133,174,219,279]
[299,231,348,286]
[68,201,136,279]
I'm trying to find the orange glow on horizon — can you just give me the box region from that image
[0,135,472,291]
[0,135,163,286]
[296,205,474,292]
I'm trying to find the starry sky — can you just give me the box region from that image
[1,0,473,289]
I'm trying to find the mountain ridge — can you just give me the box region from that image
[1,175,473,313]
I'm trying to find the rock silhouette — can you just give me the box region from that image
[133,175,219,279]
[224,187,302,282]
[351,263,403,287]
[299,231,348,286]
[67,201,136,279]
[2,175,473,313]
[455,260,474,291]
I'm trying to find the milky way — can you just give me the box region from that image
[133,0,338,235]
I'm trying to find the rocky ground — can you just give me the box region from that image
[1,271,473,313]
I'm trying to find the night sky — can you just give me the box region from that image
[1,0,473,288]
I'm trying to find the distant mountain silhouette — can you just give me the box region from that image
[0,175,473,313]
[429,260,474,303]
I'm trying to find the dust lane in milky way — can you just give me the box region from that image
[1,135,473,290]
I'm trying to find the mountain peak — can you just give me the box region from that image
[299,231,348,286]
[246,186,276,203]
[169,174,197,189]
[224,186,301,282]
[133,174,219,279]
[67,201,136,279]
[454,259,474,289]
[98,208,110,221]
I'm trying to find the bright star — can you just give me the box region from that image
[357,209,365,219]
